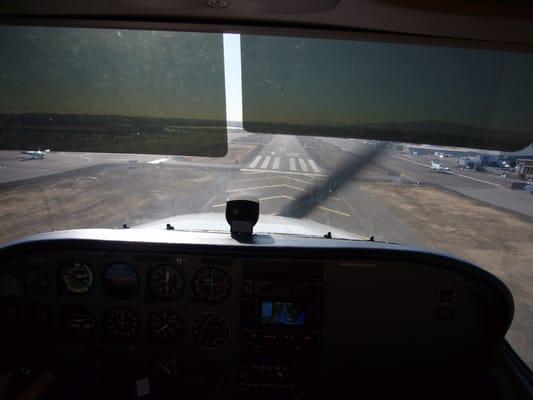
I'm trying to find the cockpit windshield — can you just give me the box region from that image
[0,26,532,370]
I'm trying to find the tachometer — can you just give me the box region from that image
[192,267,231,305]
[150,310,185,343]
[104,263,139,296]
[149,265,185,299]
[191,312,230,347]
[105,308,138,339]
[60,261,93,294]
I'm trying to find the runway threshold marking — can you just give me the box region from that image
[308,159,321,173]
[298,158,309,172]
[248,156,262,168]
[289,158,297,171]
[260,156,272,169]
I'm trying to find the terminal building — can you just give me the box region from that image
[517,159,533,181]
[396,143,533,178]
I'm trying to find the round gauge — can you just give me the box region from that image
[151,357,185,397]
[191,312,230,347]
[106,308,138,339]
[192,360,227,391]
[63,307,96,337]
[24,270,49,292]
[60,261,93,294]
[149,265,185,299]
[104,264,139,296]
[151,357,182,379]
[150,310,185,343]
[192,267,231,305]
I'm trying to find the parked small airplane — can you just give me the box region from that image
[430,160,450,173]
[21,149,50,159]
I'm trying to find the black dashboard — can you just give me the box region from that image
[0,229,514,400]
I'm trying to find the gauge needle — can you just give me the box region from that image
[157,324,169,333]
[157,362,172,375]
[199,314,213,336]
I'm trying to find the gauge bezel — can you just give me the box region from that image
[192,266,232,305]
[59,260,94,295]
[103,262,140,297]
[105,308,139,339]
[149,265,185,300]
[62,306,96,337]
[191,312,231,348]
[149,310,186,343]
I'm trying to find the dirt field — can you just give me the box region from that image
[362,182,533,368]
[0,164,227,243]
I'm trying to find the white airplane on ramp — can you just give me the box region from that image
[21,149,50,159]
[430,160,450,173]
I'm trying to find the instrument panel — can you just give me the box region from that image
[0,232,513,399]
[2,254,238,346]
[0,251,241,398]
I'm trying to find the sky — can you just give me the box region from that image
[223,34,243,123]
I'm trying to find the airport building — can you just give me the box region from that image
[516,159,533,181]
